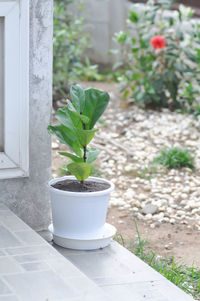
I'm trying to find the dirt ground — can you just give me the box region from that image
[52,81,200,268]
[107,207,200,267]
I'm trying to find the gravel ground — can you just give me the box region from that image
[52,82,200,266]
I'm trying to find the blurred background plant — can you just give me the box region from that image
[53,0,102,102]
[153,147,195,169]
[113,0,200,113]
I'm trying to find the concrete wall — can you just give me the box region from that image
[0,0,53,231]
[84,0,128,66]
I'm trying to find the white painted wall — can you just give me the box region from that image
[0,17,4,152]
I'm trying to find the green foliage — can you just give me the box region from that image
[115,218,200,299]
[48,85,110,182]
[67,162,91,181]
[60,162,102,177]
[114,0,200,111]
[53,0,101,96]
[125,165,159,180]
[153,147,194,169]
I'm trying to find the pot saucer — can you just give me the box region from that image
[48,223,116,250]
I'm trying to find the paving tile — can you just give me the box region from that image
[0,257,23,275]
[0,226,21,249]
[103,281,169,301]
[65,251,160,286]
[153,279,194,300]
[4,270,77,301]
[0,279,12,295]
[94,273,161,286]
[0,297,19,301]
[47,257,87,279]
[0,211,27,232]
[21,261,50,272]
[13,251,58,263]
[64,252,132,279]
[13,230,45,246]
[5,245,57,256]
[0,204,8,211]
[46,258,114,300]
[66,294,112,301]
[0,251,5,256]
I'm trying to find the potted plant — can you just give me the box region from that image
[47,85,116,250]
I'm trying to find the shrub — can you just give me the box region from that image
[114,0,200,111]
[53,0,100,98]
[153,147,194,169]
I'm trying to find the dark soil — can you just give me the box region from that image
[52,179,110,192]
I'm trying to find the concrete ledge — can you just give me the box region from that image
[54,237,195,301]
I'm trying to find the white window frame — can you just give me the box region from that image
[0,0,29,179]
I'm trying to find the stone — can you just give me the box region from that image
[164,244,172,250]
[144,213,152,220]
[137,194,147,201]
[124,165,133,172]
[142,204,158,215]
[136,213,144,220]
[52,142,59,149]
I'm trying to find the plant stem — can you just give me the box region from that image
[81,121,87,184]
[83,122,87,163]
[83,146,87,162]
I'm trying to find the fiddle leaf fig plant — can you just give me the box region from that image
[48,85,110,183]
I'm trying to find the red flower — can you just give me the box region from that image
[150,36,166,49]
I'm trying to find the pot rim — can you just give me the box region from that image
[48,176,114,197]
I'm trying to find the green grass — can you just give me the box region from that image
[114,218,200,299]
[125,165,159,180]
[153,147,194,169]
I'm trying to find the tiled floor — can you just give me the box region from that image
[0,204,195,301]
[0,205,111,301]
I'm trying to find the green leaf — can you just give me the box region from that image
[129,11,139,23]
[76,128,98,147]
[83,88,110,129]
[47,124,82,157]
[56,106,90,131]
[68,110,90,126]
[67,162,91,181]
[131,38,136,45]
[66,99,76,111]
[132,47,139,53]
[56,106,81,130]
[59,152,84,163]
[86,148,100,163]
[70,85,85,113]
[116,31,127,43]
[123,90,130,99]
[79,114,90,124]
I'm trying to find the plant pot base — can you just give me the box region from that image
[48,223,116,250]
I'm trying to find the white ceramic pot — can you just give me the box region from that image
[48,176,114,241]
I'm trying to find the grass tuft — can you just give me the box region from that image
[153,147,194,169]
[114,217,200,299]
